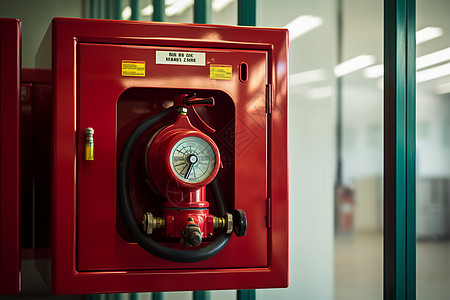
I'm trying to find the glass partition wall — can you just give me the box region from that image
[334,0,450,299]
[416,0,450,299]
[333,0,383,299]
[107,0,238,24]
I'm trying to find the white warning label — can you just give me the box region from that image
[156,51,206,66]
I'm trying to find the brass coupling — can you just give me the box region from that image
[84,127,94,161]
[142,212,165,234]
[214,216,225,229]
[214,213,233,234]
[175,106,188,115]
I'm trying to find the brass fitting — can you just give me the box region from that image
[214,216,225,229]
[142,212,165,234]
[214,213,233,234]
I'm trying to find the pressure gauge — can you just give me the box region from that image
[145,109,221,193]
[169,136,216,184]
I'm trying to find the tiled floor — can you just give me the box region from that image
[335,232,450,300]
[335,233,383,300]
[416,238,450,300]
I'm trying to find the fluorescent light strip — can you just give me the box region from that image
[166,0,194,17]
[362,27,445,78]
[289,69,327,86]
[417,62,450,83]
[416,27,443,45]
[363,64,383,78]
[122,6,132,20]
[417,47,450,70]
[283,15,323,42]
[141,4,154,16]
[212,0,235,12]
[307,86,333,99]
[334,55,375,77]
[436,82,450,94]
[364,47,450,78]
[374,63,450,87]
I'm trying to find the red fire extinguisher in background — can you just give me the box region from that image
[336,186,354,233]
[118,93,247,263]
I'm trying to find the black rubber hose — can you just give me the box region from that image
[117,108,231,263]
[209,177,227,215]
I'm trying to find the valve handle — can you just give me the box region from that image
[233,209,247,237]
[174,93,216,133]
[183,93,215,107]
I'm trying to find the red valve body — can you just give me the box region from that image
[163,205,216,239]
[145,99,220,241]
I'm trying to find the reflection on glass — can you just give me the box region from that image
[212,0,237,25]
[120,0,194,23]
[334,0,383,299]
[128,0,238,24]
[417,1,450,299]
[259,0,336,299]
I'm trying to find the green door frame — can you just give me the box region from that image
[384,0,416,299]
[238,0,256,26]
[152,0,166,22]
[130,0,140,21]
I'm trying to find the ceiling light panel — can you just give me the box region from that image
[363,64,383,78]
[122,6,132,20]
[417,62,450,83]
[141,4,154,16]
[436,82,450,95]
[283,15,323,42]
[416,27,443,45]
[334,55,375,77]
[307,86,333,99]
[289,69,327,86]
[416,47,450,70]
[212,0,235,12]
[166,0,194,17]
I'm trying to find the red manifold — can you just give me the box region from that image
[162,207,216,240]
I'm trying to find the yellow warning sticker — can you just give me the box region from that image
[122,60,145,77]
[210,64,232,80]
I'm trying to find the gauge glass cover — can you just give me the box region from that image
[169,136,216,184]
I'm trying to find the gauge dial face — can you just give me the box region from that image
[169,136,217,184]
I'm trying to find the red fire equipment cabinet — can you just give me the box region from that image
[35,17,288,294]
[0,18,21,294]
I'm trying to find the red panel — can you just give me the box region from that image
[38,18,288,294]
[77,43,268,271]
[0,18,21,294]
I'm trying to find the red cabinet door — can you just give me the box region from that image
[76,43,268,272]
[0,18,21,295]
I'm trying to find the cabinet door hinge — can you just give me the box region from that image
[265,83,272,114]
[266,197,272,228]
